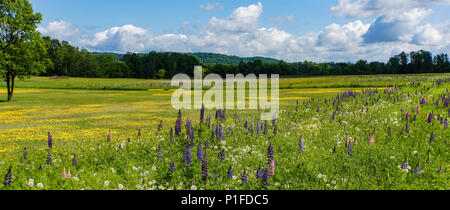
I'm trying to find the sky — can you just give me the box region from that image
[31,0,450,62]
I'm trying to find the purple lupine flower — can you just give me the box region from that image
[219,125,224,140]
[170,128,174,144]
[414,163,421,175]
[262,168,270,186]
[388,127,391,136]
[211,126,215,141]
[299,138,304,152]
[348,142,353,157]
[264,121,268,135]
[72,155,77,166]
[138,129,141,137]
[47,150,52,165]
[332,145,336,154]
[215,124,219,138]
[157,145,162,162]
[430,132,435,142]
[257,121,262,135]
[202,151,208,181]
[242,170,248,184]
[23,147,28,160]
[444,119,448,129]
[183,144,192,167]
[437,165,443,174]
[332,112,335,121]
[405,123,409,133]
[227,165,233,179]
[205,139,209,149]
[197,144,203,162]
[169,162,176,173]
[251,122,254,137]
[427,112,433,123]
[48,132,53,149]
[244,120,248,133]
[229,126,233,135]
[256,166,263,179]
[401,160,409,170]
[4,166,12,186]
[175,110,182,136]
[267,143,274,164]
[273,125,278,136]
[189,126,194,144]
[200,104,205,123]
[218,149,226,162]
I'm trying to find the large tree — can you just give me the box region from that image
[0,0,49,101]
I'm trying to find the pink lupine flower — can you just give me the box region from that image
[269,158,275,176]
[369,134,375,146]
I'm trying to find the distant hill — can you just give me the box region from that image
[187,52,280,65]
[92,52,281,65]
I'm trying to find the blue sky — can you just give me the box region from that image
[32,0,450,62]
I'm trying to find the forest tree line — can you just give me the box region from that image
[42,37,450,79]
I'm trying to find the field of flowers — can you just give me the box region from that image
[0,75,449,190]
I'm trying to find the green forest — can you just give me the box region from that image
[41,37,450,79]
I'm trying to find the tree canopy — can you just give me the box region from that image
[0,0,50,101]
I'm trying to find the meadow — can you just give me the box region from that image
[0,74,449,190]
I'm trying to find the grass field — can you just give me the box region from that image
[0,74,449,190]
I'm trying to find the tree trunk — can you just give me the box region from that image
[5,73,14,102]
[9,76,14,102]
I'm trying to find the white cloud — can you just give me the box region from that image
[331,0,450,18]
[38,20,83,43]
[363,8,433,43]
[269,15,295,23]
[317,20,370,51]
[200,2,224,11]
[38,2,450,62]
[208,2,262,33]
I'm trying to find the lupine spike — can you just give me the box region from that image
[197,144,203,162]
[262,168,270,186]
[414,163,421,175]
[72,155,77,166]
[47,150,52,165]
[170,128,174,144]
[228,165,233,179]
[200,104,205,123]
[4,166,12,186]
[23,147,28,160]
[202,151,208,181]
[267,143,274,164]
[48,132,53,148]
[242,170,248,184]
[107,130,112,141]
[264,121,268,135]
[269,158,275,176]
[157,145,162,162]
[169,162,176,173]
[348,142,353,157]
[256,166,262,179]
[251,122,254,136]
[299,138,304,152]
